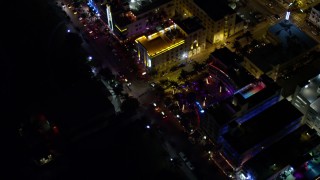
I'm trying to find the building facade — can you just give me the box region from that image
[135,17,206,69]
[292,73,320,134]
[308,4,320,30]
[108,0,175,40]
[174,0,244,44]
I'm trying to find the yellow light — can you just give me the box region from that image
[115,24,127,32]
[150,40,185,58]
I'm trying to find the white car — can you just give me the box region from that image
[150,82,156,87]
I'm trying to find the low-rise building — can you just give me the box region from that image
[106,0,175,40]
[175,0,244,44]
[308,3,320,30]
[220,99,303,168]
[201,73,281,142]
[135,17,205,69]
[292,73,320,134]
[242,20,318,80]
[242,124,320,180]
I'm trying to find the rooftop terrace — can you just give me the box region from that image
[223,99,303,154]
[244,124,320,180]
[298,74,320,104]
[246,20,317,72]
[175,17,204,34]
[135,24,185,58]
[193,0,235,21]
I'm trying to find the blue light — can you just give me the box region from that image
[88,0,100,15]
[195,101,205,113]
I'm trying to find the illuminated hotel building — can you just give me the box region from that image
[135,17,206,69]
[292,74,320,135]
[108,0,175,39]
[220,99,302,168]
[174,0,244,44]
[202,74,281,143]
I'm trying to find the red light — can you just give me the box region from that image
[52,126,59,135]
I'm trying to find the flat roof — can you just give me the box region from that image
[207,75,280,126]
[206,100,238,126]
[314,3,320,11]
[246,20,317,72]
[175,17,204,34]
[136,25,185,58]
[311,98,320,113]
[235,74,281,105]
[244,124,320,179]
[129,0,171,16]
[193,0,235,21]
[298,73,320,104]
[223,99,303,154]
[112,0,171,27]
[210,48,253,88]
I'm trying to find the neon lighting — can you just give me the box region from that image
[195,101,204,113]
[88,0,99,15]
[209,64,231,79]
[106,5,114,31]
[235,82,266,99]
[285,11,290,20]
[135,36,185,57]
[235,95,279,125]
[150,40,185,57]
[147,59,152,67]
[115,24,127,32]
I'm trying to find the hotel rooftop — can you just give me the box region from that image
[223,99,303,154]
[244,124,320,180]
[112,0,171,27]
[175,17,204,35]
[207,75,281,126]
[297,74,320,104]
[246,20,317,72]
[210,48,253,89]
[193,0,235,20]
[135,24,185,58]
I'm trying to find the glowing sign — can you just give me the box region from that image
[285,11,290,20]
[106,5,114,31]
[195,101,204,113]
[88,0,100,15]
[147,59,152,67]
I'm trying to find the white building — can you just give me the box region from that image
[308,3,320,30]
[291,73,320,134]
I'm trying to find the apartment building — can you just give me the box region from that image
[292,73,320,134]
[175,0,244,44]
[107,0,175,40]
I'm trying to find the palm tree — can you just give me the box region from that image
[179,69,188,80]
[233,40,241,53]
